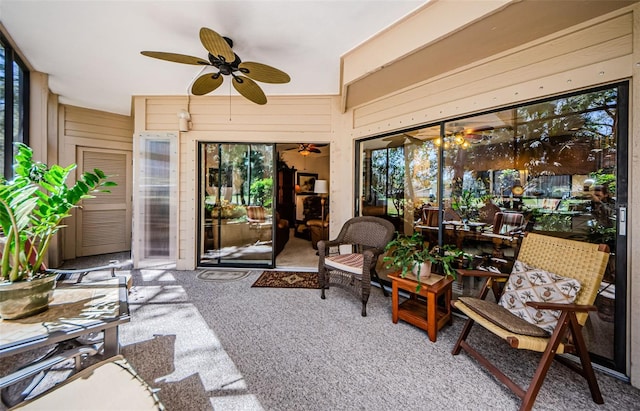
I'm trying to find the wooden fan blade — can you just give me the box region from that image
[232,76,267,105]
[199,28,235,62]
[191,73,224,96]
[238,62,290,84]
[141,51,210,65]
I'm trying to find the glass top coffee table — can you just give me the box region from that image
[0,276,130,359]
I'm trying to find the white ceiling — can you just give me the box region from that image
[0,0,424,115]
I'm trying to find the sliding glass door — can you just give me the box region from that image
[356,82,628,375]
[199,143,276,267]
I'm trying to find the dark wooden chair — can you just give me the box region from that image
[451,233,610,411]
[317,216,395,316]
[493,211,526,235]
[477,201,501,225]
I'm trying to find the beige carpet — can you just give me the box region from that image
[276,229,319,269]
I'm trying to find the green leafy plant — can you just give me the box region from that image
[532,211,572,232]
[587,220,616,246]
[451,189,487,222]
[383,231,468,290]
[250,177,273,207]
[0,143,116,282]
[590,169,616,195]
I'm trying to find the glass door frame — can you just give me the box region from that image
[197,142,277,269]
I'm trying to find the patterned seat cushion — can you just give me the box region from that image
[497,260,582,333]
[325,253,363,275]
[495,212,525,234]
[246,206,266,222]
[458,296,550,337]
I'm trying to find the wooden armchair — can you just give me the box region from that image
[317,216,395,316]
[451,233,609,411]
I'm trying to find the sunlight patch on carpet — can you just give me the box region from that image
[252,271,320,289]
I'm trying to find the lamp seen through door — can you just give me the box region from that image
[314,180,328,241]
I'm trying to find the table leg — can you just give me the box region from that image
[103,327,120,358]
[446,285,453,325]
[392,280,399,323]
[427,290,437,342]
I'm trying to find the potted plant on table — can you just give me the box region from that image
[0,143,115,319]
[383,231,468,291]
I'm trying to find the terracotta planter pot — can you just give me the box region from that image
[0,275,56,320]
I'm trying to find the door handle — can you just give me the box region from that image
[619,206,626,236]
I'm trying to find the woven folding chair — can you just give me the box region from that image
[451,233,609,411]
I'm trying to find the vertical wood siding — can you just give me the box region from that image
[351,13,633,137]
[60,105,134,259]
[144,96,334,133]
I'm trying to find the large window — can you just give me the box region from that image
[0,33,29,178]
[357,83,627,375]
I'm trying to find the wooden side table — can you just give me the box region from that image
[389,272,454,342]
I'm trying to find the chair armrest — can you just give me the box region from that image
[317,239,342,250]
[456,268,509,279]
[526,301,597,312]
[363,247,384,258]
[362,247,384,268]
[317,239,343,260]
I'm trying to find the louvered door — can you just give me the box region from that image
[76,147,132,256]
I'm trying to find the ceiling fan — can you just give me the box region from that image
[382,133,423,148]
[141,27,290,105]
[297,143,325,156]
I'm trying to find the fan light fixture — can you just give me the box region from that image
[142,27,290,105]
[298,143,322,156]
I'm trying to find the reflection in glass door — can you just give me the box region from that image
[199,143,275,267]
[356,83,628,375]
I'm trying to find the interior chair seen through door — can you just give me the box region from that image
[451,233,609,411]
[317,216,395,316]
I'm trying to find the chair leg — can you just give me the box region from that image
[319,270,326,299]
[371,270,389,297]
[568,314,604,404]
[520,312,572,411]
[452,316,475,355]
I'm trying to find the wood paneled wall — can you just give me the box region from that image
[133,95,341,270]
[142,96,334,133]
[59,105,133,260]
[350,12,633,138]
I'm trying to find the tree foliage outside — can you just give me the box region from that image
[360,86,620,244]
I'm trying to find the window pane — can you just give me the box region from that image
[13,61,25,144]
[0,37,29,179]
[358,126,440,234]
[0,43,5,175]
